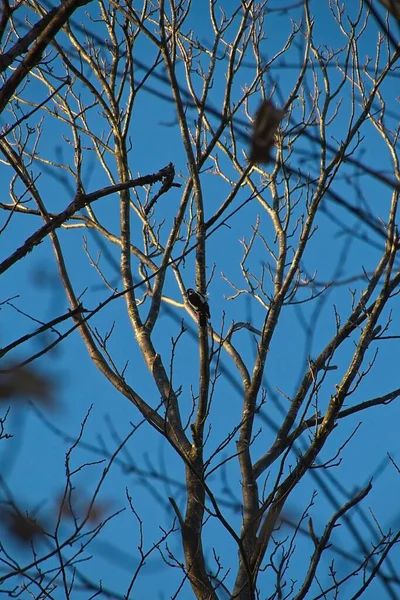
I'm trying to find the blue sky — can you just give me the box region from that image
[1,1,400,598]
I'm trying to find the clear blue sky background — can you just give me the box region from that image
[0,1,399,598]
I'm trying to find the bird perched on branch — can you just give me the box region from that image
[186,288,210,326]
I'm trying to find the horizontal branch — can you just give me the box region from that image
[0,165,175,276]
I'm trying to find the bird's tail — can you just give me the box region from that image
[199,312,207,326]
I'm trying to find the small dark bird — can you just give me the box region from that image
[249,99,284,164]
[186,288,210,326]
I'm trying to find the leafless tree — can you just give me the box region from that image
[1,0,400,598]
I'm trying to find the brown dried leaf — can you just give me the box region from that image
[249,99,284,164]
[0,364,55,407]
[1,507,44,543]
[57,491,111,524]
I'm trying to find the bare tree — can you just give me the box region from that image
[1,0,400,598]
